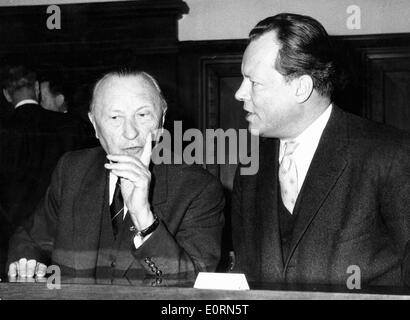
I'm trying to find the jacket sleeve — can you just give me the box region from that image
[7,153,64,267]
[230,166,244,274]
[131,175,225,280]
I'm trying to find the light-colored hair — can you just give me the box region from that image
[89,69,168,114]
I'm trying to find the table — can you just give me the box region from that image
[1,279,410,300]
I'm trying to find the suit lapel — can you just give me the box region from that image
[73,148,108,273]
[257,138,284,281]
[284,106,349,270]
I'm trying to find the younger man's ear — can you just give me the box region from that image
[294,75,313,104]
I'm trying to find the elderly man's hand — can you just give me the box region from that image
[105,134,155,231]
[8,258,47,278]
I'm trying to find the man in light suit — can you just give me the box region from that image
[231,13,410,287]
[7,70,225,283]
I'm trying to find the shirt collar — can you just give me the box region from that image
[109,172,128,216]
[15,99,39,109]
[294,104,332,145]
[280,104,333,160]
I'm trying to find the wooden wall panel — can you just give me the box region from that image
[0,0,188,123]
[363,49,410,130]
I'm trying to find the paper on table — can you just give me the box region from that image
[193,272,250,290]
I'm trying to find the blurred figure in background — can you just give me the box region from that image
[38,67,99,147]
[0,64,95,272]
[39,72,69,113]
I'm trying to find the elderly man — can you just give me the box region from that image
[231,13,410,287]
[7,70,225,282]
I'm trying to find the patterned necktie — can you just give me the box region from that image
[110,178,124,237]
[279,141,299,214]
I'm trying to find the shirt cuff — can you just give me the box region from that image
[133,232,153,249]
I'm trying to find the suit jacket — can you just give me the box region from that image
[0,202,10,279]
[232,106,410,287]
[0,103,93,230]
[8,147,225,282]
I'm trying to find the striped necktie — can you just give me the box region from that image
[279,141,299,214]
[110,178,124,238]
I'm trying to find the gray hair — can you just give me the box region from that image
[89,69,168,114]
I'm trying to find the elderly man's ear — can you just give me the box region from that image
[88,112,99,139]
[293,75,314,104]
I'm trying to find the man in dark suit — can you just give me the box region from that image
[7,70,225,283]
[0,65,93,234]
[231,13,410,287]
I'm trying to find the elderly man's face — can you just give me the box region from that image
[89,75,163,157]
[235,31,299,139]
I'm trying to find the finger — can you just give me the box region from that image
[140,133,152,167]
[25,276,35,283]
[26,259,37,278]
[18,258,27,277]
[105,162,149,175]
[107,154,140,166]
[106,155,150,172]
[8,262,18,277]
[36,263,47,278]
[109,169,149,184]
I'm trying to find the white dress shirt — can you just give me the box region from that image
[15,99,38,109]
[279,104,333,194]
[109,172,152,248]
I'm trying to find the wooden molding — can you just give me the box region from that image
[0,0,188,46]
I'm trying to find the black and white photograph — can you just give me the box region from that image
[1,0,410,306]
